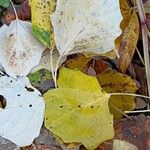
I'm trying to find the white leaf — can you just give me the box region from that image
[0,19,45,78]
[113,139,138,150]
[30,49,66,73]
[0,76,45,147]
[52,0,122,56]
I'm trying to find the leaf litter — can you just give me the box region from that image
[0,0,150,150]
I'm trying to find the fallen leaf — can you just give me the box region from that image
[113,139,138,150]
[44,68,114,150]
[0,136,20,150]
[99,115,150,150]
[0,0,10,8]
[66,55,91,71]
[2,0,31,25]
[0,76,45,147]
[51,0,122,70]
[57,68,101,92]
[97,68,139,120]
[114,115,150,150]
[117,0,139,73]
[0,19,45,78]
[30,144,61,150]
[30,49,67,74]
[28,69,55,94]
[30,0,56,47]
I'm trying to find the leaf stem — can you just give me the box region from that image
[110,93,150,100]
[9,0,18,20]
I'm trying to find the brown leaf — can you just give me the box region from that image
[98,115,150,150]
[30,144,61,150]
[2,0,31,25]
[116,0,139,73]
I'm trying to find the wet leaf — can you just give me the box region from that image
[44,68,114,149]
[97,68,139,120]
[0,76,45,147]
[0,19,45,78]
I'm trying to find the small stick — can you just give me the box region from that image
[125,109,150,114]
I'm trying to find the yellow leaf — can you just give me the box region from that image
[66,55,91,71]
[97,69,139,120]
[30,0,56,47]
[58,68,101,92]
[44,68,114,149]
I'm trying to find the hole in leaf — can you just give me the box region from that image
[78,105,81,108]
[60,105,63,108]
[25,86,34,92]
[29,104,32,107]
[0,95,6,109]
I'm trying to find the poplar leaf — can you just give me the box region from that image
[0,76,45,147]
[52,0,122,56]
[97,69,139,120]
[30,0,56,47]
[0,19,45,78]
[44,68,114,149]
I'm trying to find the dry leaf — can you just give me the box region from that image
[114,115,150,150]
[0,76,45,147]
[117,0,139,73]
[31,49,66,74]
[113,139,138,150]
[0,19,45,78]
[97,68,139,120]
[52,0,122,57]
[51,0,122,84]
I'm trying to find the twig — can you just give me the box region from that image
[135,47,145,66]
[135,0,150,109]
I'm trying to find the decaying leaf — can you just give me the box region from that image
[66,55,91,71]
[114,115,150,150]
[2,0,31,25]
[30,0,56,47]
[0,19,45,78]
[97,68,139,120]
[0,76,45,147]
[44,68,114,149]
[117,0,139,73]
[28,69,55,94]
[52,0,122,56]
